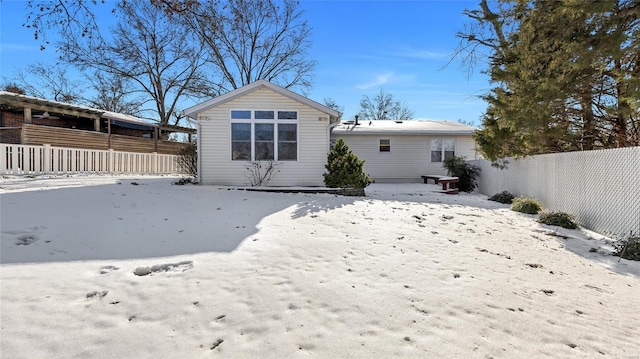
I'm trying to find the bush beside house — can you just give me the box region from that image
[443,156,481,193]
[324,138,371,195]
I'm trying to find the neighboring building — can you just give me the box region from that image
[0,91,194,154]
[331,119,477,183]
[183,80,341,186]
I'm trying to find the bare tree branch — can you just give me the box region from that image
[12,63,84,103]
[359,89,414,121]
[59,1,216,127]
[186,0,316,93]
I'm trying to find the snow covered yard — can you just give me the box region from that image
[1,175,639,358]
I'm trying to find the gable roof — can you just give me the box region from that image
[332,119,476,136]
[182,80,342,121]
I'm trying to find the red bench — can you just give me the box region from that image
[421,175,444,184]
[421,175,459,194]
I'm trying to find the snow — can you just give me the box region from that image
[1,175,639,358]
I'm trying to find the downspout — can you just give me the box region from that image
[327,114,342,152]
[184,116,201,184]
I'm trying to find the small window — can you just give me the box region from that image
[379,139,390,152]
[231,110,251,120]
[255,111,274,120]
[431,139,455,162]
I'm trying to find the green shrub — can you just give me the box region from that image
[511,196,541,214]
[442,156,481,193]
[613,235,640,261]
[176,143,197,177]
[538,211,578,229]
[324,138,372,189]
[488,191,515,204]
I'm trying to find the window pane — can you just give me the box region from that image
[232,142,251,160]
[255,123,274,160]
[444,139,455,151]
[278,124,297,161]
[255,123,274,141]
[255,111,274,120]
[278,111,297,120]
[278,142,297,160]
[255,142,274,160]
[431,139,442,151]
[431,151,442,162]
[231,110,251,119]
[278,124,297,141]
[231,123,251,161]
[444,151,455,160]
[443,139,455,160]
[231,123,251,140]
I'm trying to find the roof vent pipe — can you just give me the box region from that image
[354,115,359,126]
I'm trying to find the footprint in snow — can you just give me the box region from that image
[99,266,120,274]
[134,261,193,276]
[86,290,108,299]
[16,234,39,245]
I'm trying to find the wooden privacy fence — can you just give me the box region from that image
[18,124,188,155]
[1,143,181,175]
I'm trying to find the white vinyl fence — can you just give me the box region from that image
[471,146,640,237]
[1,144,180,175]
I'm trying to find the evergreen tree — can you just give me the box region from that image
[324,139,372,189]
[457,0,640,163]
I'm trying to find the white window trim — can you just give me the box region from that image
[230,110,299,161]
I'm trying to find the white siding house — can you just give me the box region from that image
[331,120,478,183]
[183,80,341,186]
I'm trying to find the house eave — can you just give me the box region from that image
[183,80,341,119]
[332,129,476,136]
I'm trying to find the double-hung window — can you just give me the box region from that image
[379,139,390,152]
[431,139,455,162]
[230,110,298,161]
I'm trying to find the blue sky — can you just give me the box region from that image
[0,0,489,125]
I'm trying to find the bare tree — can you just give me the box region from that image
[13,63,83,103]
[24,0,202,50]
[60,1,215,127]
[186,0,316,93]
[85,71,144,115]
[323,98,344,114]
[359,89,414,121]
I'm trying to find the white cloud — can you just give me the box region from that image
[396,47,449,60]
[355,72,394,90]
